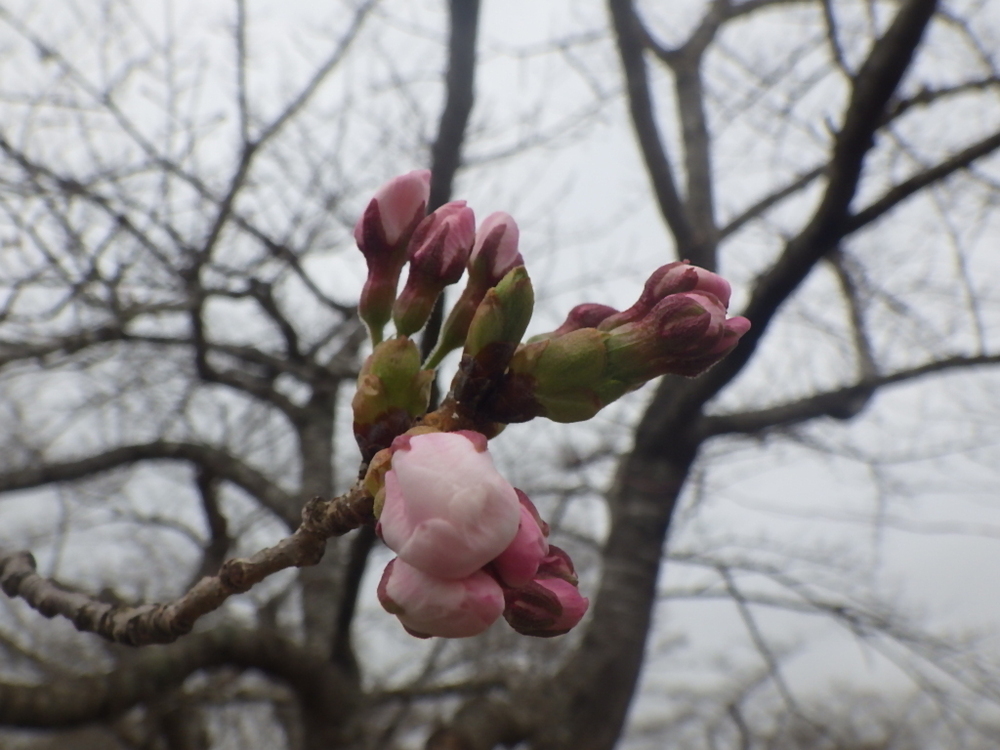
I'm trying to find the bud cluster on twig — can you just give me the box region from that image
[352,171,750,639]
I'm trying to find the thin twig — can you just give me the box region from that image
[0,484,373,646]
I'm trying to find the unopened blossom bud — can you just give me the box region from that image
[426,212,523,368]
[378,430,520,579]
[605,291,750,379]
[354,171,431,250]
[492,490,549,588]
[352,337,435,461]
[468,212,523,286]
[378,558,504,638]
[355,171,432,343]
[599,261,732,331]
[481,266,749,424]
[504,578,589,638]
[503,546,588,638]
[393,201,476,336]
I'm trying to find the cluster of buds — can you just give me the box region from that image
[351,172,750,639]
[478,261,752,423]
[371,431,588,638]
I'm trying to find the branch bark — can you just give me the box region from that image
[0,440,299,529]
[681,0,941,414]
[697,353,1000,437]
[0,484,372,646]
[0,627,355,729]
[607,0,696,256]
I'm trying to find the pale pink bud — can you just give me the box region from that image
[709,314,751,356]
[354,170,431,251]
[688,266,731,308]
[379,431,520,579]
[492,490,550,588]
[600,261,734,331]
[407,201,476,284]
[378,558,504,638]
[469,212,523,284]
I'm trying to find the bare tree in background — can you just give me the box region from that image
[1,0,1000,749]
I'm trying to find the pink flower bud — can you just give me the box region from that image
[354,170,431,251]
[378,558,504,638]
[407,201,477,281]
[688,266,732,308]
[491,490,549,588]
[354,171,432,343]
[469,212,523,285]
[503,575,589,638]
[600,261,734,331]
[379,431,520,580]
[393,202,477,336]
[605,291,750,378]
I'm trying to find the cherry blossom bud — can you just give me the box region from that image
[393,202,476,336]
[355,171,432,344]
[492,490,549,588]
[468,212,523,285]
[599,261,732,331]
[352,337,434,461]
[426,212,523,368]
[480,264,749,424]
[378,558,504,638]
[463,266,534,363]
[503,546,588,637]
[354,170,431,250]
[378,431,520,579]
[605,291,751,378]
[486,328,615,424]
[504,578,589,638]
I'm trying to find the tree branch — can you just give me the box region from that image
[679,0,941,416]
[607,0,696,255]
[718,165,825,239]
[419,0,482,375]
[846,127,1000,234]
[0,483,372,646]
[884,75,1000,124]
[0,627,354,728]
[697,353,1000,437]
[0,440,298,529]
[188,468,231,586]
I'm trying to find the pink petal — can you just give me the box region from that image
[379,558,504,638]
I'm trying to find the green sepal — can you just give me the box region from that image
[352,337,434,460]
[463,266,534,363]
